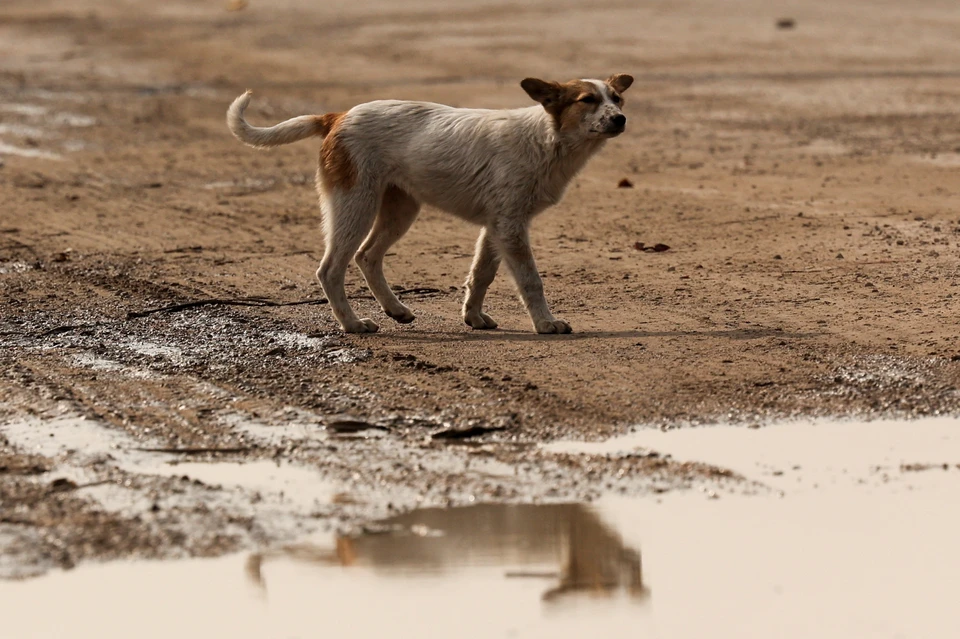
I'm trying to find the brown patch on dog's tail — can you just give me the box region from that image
[227,91,333,148]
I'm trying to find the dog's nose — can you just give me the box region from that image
[612,114,626,129]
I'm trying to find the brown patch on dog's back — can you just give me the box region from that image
[317,112,357,191]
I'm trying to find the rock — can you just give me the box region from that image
[49,477,78,492]
[327,418,387,434]
[633,242,671,253]
[431,424,507,440]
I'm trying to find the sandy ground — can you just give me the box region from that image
[2,0,960,577]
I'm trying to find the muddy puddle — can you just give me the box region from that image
[4,417,959,638]
[1,503,648,639]
[546,415,960,493]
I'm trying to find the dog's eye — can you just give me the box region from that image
[611,94,622,103]
[578,94,599,104]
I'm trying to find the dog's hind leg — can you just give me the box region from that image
[316,188,380,333]
[355,185,420,324]
[462,227,501,329]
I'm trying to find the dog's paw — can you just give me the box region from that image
[464,311,498,330]
[343,318,380,333]
[385,306,416,324]
[534,319,572,334]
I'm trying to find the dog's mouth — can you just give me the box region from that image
[594,117,626,137]
[594,126,625,138]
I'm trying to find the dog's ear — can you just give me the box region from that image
[521,78,563,107]
[606,73,634,94]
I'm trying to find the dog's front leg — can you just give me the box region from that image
[462,228,501,329]
[495,226,571,334]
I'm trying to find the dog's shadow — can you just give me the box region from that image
[377,327,820,343]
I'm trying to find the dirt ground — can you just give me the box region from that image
[2,0,960,577]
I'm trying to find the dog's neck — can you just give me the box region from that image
[550,133,606,175]
[528,111,607,204]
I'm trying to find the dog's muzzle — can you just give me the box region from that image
[602,114,626,136]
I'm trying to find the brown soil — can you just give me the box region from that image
[2,0,960,576]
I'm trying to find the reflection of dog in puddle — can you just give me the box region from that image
[246,503,648,602]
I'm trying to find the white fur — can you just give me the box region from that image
[227,91,323,148]
[227,78,630,334]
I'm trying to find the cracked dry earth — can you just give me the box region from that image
[3,0,960,578]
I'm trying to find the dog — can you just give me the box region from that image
[227,74,633,334]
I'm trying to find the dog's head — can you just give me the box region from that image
[521,74,633,139]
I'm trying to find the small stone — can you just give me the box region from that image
[49,477,78,491]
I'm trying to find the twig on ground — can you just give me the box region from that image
[131,447,258,454]
[394,287,444,297]
[716,214,780,225]
[126,296,329,318]
[432,424,507,440]
[37,321,111,337]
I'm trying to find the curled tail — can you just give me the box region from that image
[227,91,332,148]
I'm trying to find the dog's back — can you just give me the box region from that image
[335,101,556,222]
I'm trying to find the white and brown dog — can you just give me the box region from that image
[227,74,633,334]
